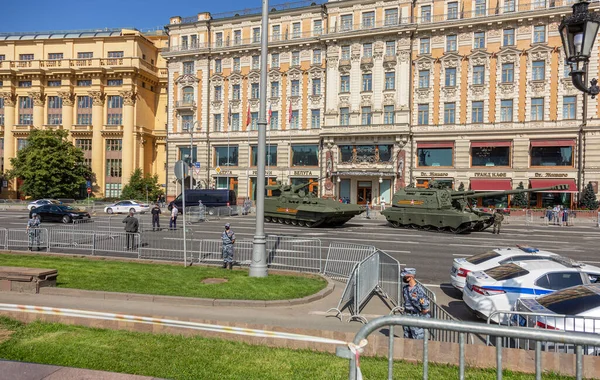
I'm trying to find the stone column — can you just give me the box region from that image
[1,92,16,194]
[120,90,136,183]
[89,91,105,195]
[138,135,145,174]
[59,92,74,141]
[29,92,45,128]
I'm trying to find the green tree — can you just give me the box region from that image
[580,182,599,210]
[457,182,465,191]
[511,181,529,208]
[7,129,91,199]
[121,168,162,202]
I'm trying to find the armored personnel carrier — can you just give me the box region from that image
[264,181,364,227]
[381,182,567,234]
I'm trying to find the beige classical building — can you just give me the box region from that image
[166,0,599,207]
[0,28,168,198]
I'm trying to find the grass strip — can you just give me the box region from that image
[0,253,326,300]
[0,317,572,380]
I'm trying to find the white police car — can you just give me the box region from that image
[451,245,560,292]
[463,257,600,324]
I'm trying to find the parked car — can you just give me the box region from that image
[463,257,600,323]
[27,199,61,211]
[104,200,150,214]
[29,204,91,224]
[451,245,561,292]
[168,190,237,215]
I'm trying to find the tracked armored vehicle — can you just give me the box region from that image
[264,182,364,227]
[381,183,567,234]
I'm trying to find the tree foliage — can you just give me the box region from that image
[580,182,599,210]
[121,168,162,202]
[511,181,529,208]
[7,129,91,199]
[457,182,465,191]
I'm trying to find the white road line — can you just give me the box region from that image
[582,261,600,264]
[452,254,471,257]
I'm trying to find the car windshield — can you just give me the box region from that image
[467,251,501,265]
[538,287,600,315]
[485,263,530,281]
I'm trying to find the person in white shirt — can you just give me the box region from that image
[170,204,178,230]
[380,196,386,211]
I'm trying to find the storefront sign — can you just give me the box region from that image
[534,173,569,178]
[419,172,449,177]
[251,170,273,176]
[293,170,314,176]
[473,173,507,178]
[217,170,233,175]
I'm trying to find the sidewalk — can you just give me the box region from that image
[0,360,163,380]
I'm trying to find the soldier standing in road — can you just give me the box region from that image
[151,203,161,231]
[492,210,504,234]
[123,210,139,250]
[221,223,235,270]
[401,268,430,339]
[27,213,41,251]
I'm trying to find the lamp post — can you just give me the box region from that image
[559,0,600,203]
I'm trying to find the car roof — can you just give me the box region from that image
[492,246,556,257]
[496,259,600,274]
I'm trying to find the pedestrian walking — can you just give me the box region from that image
[151,203,161,231]
[27,213,41,251]
[170,204,178,230]
[122,210,139,251]
[221,223,235,270]
[553,205,561,225]
[380,196,386,211]
[242,197,252,215]
[492,210,504,234]
[401,268,430,339]
[366,200,371,219]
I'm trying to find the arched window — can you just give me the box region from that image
[182,87,194,104]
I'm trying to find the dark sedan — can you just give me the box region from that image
[29,204,91,223]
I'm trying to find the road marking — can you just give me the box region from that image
[452,254,471,257]
[581,261,600,264]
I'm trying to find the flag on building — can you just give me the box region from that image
[246,103,251,127]
[267,103,272,125]
[228,103,232,128]
[288,101,293,124]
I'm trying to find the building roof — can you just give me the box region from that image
[0,27,165,41]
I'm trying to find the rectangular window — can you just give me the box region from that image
[232,84,241,100]
[291,80,300,97]
[290,110,299,129]
[292,22,301,38]
[420,38,430,54]
[501,99,513,122]
[563,96,576,119]
[271,53,279,68]
[272,25,281,41]
[0,97,4,126]
[251,112,259,130]
[472,101,484,123]
[77,96,92,125]
[472,147,510,167]
[421,5,431,22]
[385,9,398,26]
[444,103,456,124]
[48,53,63,60]
[418,147,452,167]
[313,49,321,65]
[340,75,350,92]
[363,43,373,58]
[312,78,321,96]
[445,67,457,87]
[564,60,572,78]
[19,81,32,88]
[181,115,193,131]
[292,51,300,66]
[501,63,514,83]
[47,96,62,125]
[253,27,261,43]
[291,145,318,166]
[75,139,92,151]
[271,81,279,97]
[17,138,28,151]
[313,19,322,36]
[252,55,260,70]
[251,83,259,99]
[215,32,223,47]
[18,96,33,125]
[270,111,279,130]
[107,95,123,125]
[531,98,544,121]
[503,29,515,46]
[215,59,222,73]
[178,146,197,164]
[214,146,238,166]
[534,25,546,43]
[362,73,372,91]
[384,105,395,125]
[311,109,320,129]
[385,72,395,90]
[362,11,375,28]
[0,55,4,61]
[78,52,93,59]
[181,36,189,49]
[418,70,430,88]
[106,139,123,151]
[448,2,459,20]
[106,159,123,178]
[251,145,278,166]
[234,30,242,45]
[361,106,372,125]
[190,35,198,49]
[385,41,396,57]
[77,80,92,87]
[475,0,486,16]
[418,104,429,125]
[107,51,124,58]
[341,15,353,32]
[231,113,240,131]
[505,0,516,12]
[473,65,485,85]
[233,57,241,72]
[340,107,350,126]
[213,114,222,132]
[341,45,350,60]
[47,80,61,87]
[531,145,573,166]
[107,79,123,86]
[214,85,222,101]
[474,32,485,49]
[19,54,34,61]
[532,61,545,80]
[446,35,457,52]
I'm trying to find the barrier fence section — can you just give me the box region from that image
[322,242,376,282]
[524,209,599,226]
[336,315,600,380]
[266,235,322,273]
[487,308,600,355]
[138,227,196,262]
[7,228,49,251]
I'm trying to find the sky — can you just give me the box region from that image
[0,0,276,33]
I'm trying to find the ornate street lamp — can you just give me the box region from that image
[559,0,600,199]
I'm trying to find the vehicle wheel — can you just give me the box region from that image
[278,218,285,224]
[305,221,314,227]
[284,219,291,225]
[129,208,136,214]
[298,221,306,227]
[291,220,298,226]
[30,206,36,211]
[265,216,271,223]
[62,215,71,224]
[107,208,114,214]
[390,221,400,228]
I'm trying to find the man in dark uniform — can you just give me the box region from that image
[401,268,430,339]
[151,203,161,231]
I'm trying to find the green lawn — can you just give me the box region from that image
[0,317,572,380]
[0,253,326,300]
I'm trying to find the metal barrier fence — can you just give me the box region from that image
[337,315,600,380]
[322,242,376,282]
[524,209,599,226]
[6,228,49,251]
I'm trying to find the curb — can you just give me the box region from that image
[38,276,335,308]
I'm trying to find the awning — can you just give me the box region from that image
[529,178,578,193]
[417,142,454,148]
[530,139,576,147]
[471,141,512,148]
[470,179,512,191]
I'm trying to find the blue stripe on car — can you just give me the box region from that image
[482,286,553,295]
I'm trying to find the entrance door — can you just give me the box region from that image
[357,181,372,205]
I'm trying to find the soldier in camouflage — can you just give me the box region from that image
[27,213,41,251]
[401,268,430,339]
[221,223,236,270]
[492,210,504,234]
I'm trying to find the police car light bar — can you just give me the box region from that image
[516,244,539,253]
